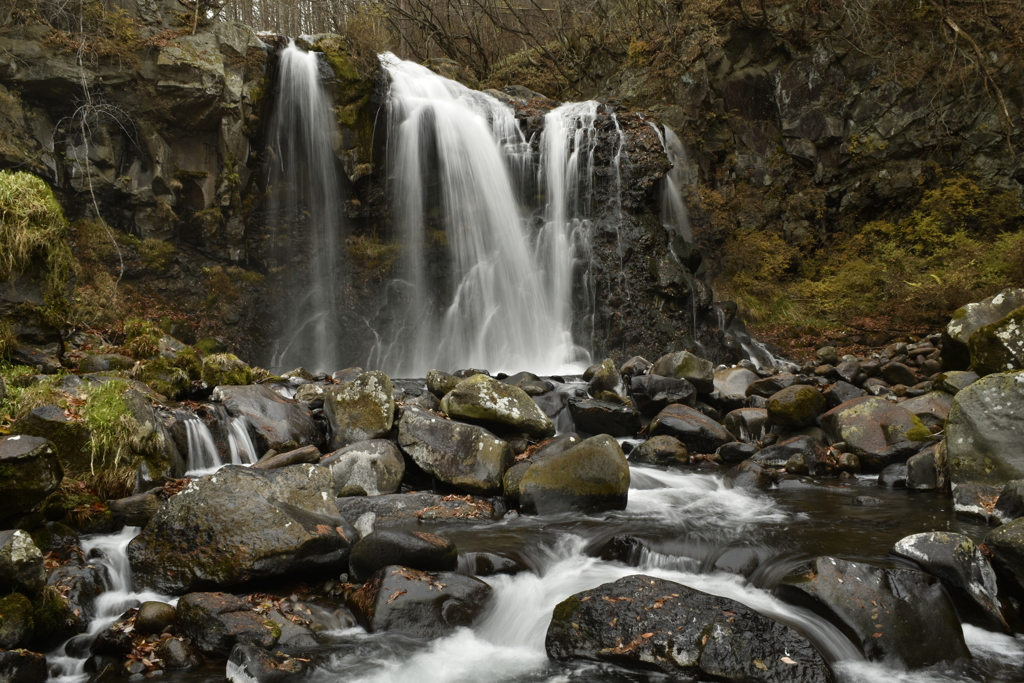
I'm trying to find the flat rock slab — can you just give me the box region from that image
[336,492,497,526]
[128,464,352,593]
[546,574,833,683]
[774,556,970,669]
[349,565,492,639]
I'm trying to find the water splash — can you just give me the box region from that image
[184,417,221,472]
[228,415,258,465]
[266,40,346,373]
[370,54,584,376]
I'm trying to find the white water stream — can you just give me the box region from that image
[266,40,346,374]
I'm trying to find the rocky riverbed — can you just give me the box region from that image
[2,289,1024,683]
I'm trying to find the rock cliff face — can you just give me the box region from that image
[3,2,1020,371]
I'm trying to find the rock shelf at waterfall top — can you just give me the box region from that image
[3,290,1024,682]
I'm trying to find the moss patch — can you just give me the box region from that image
[81,380,139,473]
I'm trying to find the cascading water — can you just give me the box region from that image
[370,54,584,376]
[266,40,346,374]
[184,417,222,473]
[228,416,258,464]
[658,125,694,242]
[48,528,172,683]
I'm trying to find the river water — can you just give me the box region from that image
[55,464,1023,683]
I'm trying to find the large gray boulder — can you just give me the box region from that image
[650,350,714,393]
[775,557,970,668]
[397,405,512,495]
[348,530,457,582]
[629,374,696,415]
[649,404,735,454]
[766,384,825,428]
[546,575,832,682]
[820,397,930,471]
[942,288,1024,370]
[213,384,318,453]
[440,374,554,438]
[969,305,1024,376]
[177,592,278,657]
[127,464,352,593]
[349,565,492,638]
[898,391,953,431]
[321,439,404,496]
[984,518,1024,599]
[714,367,758,398]
[567,397,641,437]
[0,530,45,594]
[945,370,1024,486]
[518,434,629,515]
[0,435,63,521]
[324,372,395,449]
[891,532,1008,632]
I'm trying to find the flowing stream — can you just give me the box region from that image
[47,465,1023,683]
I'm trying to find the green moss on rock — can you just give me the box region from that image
[202,353,253,386]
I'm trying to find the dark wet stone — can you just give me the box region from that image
[349,565,492,638]
[945,371,1024,487]
[0,649,47,683]
[994,480,1024,524]
[984,518,1024,600]
[628,435,689,467]
[724,459,778,490]
[136,601,176,635]
[546,574,833,682]
[567,397,642,437]
[953,483,1001,523]
[519,435,629,515]
[823,381,866,409]
[336,492,498,526]
[649,404,735,454]
[878,463,907,488]
[629,374,696,415]
[745,373,801,398]
[213,384,318,454]
[349,530,458,582]
[775,556,970,668]
[177,592,277,657]
[156,637,202,670]
[719,441,758,465]
[722,407,769,444]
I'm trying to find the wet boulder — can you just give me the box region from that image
[201,353,254,386]
[766,385,825,428]
[953,483,1000,523]
[426,369,461,398]
[945,370,1024,486]
[213,384,318,453]
[0,435,63,521]
[127,464,352,593]
[820,397,930,471]
[349,565,492,638]
[714,367,758,400]
[440,374,554,439]
[628,435,689,467]
[324,371,395,450]
[984,518,1024,599]
[905,450,939,490]
[321,440,404,496]
[898,391,952,431]
[823,381,866,409]
[156,636,203,670]
[942,288,1024,370]
[567,397,641,437]
[587,358,629,403]
[397,405,512,495]
[619,356,652,377]
[518,434,629,515]
[349,530,457,581]
[177,592,277,657]
[10,405,92,475]
[723,459,778,490]
[935,370,979,395]
[336,491,497,527]
[746,373,801,398]
[0,530,45,593]
[0,650,46,683]
[891,532,1008,632]
[649,351,714,393]
[0,592,34,649]
[629,374,696,415]
[719,441,759,465]
[994,480,1024,524]
[46,562,103,627]
[969,305,1024,375]
[722,407,769,444]
[546,574,832,682]
[774,556,970,668]
[753,435,829,474]
[649,404,735,454]
[227,643,307,683]
[136,601,177,635]
[880,361,917,387]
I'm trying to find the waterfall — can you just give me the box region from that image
[266,40,346,374]
[656,124,694,242]
[371,54,584,376]
[184,418,222,473]
[228,416,258,465]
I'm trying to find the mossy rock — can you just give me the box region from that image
[324,371,395,449]
[968,305,1024,377]
[518,434,629,514]
[440,374,554,439]
[31,585,81,647]
[133,356,190,399]
[0,592,34,649]
[195,337,227,355]
[201,353,253,386]
[767,384,826,428]
[11,405,93,475]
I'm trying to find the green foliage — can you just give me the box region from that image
[347,233,400,272]
[712,174,1024,328]
[80,379,138,473]
[122,318,162,359]
[0,320,15,360]
[132,356,189,399]
[12,374,68,421]
[139,238,176,272]
[0,171,73,328]
[203,265,262,309]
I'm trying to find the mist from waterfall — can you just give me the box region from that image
[369,54,590,377]
[266,40,345,373]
